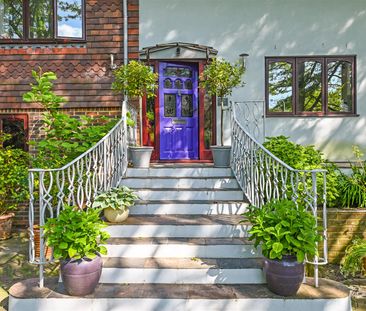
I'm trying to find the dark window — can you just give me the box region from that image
[181,94,193,117]
[0,0,84,42]
[0,115,28,150]
[266,56,356,116]
[164,94,176,117]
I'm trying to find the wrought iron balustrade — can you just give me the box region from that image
[231,101,328,287]
[28,117,128,287]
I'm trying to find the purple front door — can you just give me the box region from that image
[159,62,198,160]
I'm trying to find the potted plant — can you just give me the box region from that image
[112,60,158,168]
[43,205,110,296]
[200,58,245,167]
[340,238,366,277]
[0,133,29,240]
[243,199,322,296]
[92,186,138,223]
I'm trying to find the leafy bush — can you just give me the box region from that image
[263,136,340,207]
[338,146,366,208]
[244,199,322,262]
[340,238,366,277]
[0,133,29,216]
[23,68,117,168]
[43,205,110,260]
[92,186,138,212]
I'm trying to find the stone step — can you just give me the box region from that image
[133,189,244,201]
[130,201,249,215]
[104,238,257,258]
[9,278,351,311]
[126,167,234,178]
[105,215,250,238]
[101,257,264,284]
[122,177,240,190]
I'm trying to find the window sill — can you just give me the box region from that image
[0,39,86,45]
[266,114,360,118]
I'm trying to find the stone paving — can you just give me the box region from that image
[0,233,59,310]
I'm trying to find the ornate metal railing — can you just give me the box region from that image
[28,117,128,287]
[231,101,328,287]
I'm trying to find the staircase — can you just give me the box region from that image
[9,164,351,311]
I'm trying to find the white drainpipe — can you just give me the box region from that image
[122,0,128,118]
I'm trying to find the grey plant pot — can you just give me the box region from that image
[264,255,304,296]
[129,146,154,168]
[60,255,102,296]
[211,145,231,167]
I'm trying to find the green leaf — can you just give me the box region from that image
[272,242,283,253]
[59,242,68,249]
[68,247,78,258]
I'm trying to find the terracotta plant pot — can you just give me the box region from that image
[264,255,304,296]
[61,255,102,296]
[30,225,53,260]
[0,213,15,240]
[104,207,129,223]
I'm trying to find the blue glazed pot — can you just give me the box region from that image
[264,255,304,296]
[60,255,102,296]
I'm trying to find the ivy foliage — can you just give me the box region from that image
[0,133,29,216]
[340,238,366,277]
[43,205,110,260]
[23,68,117,168]
[263,136,341,207]
[243,199,322,262]
[112,60,158,98]
[338,146,366,208]
[92,186,138,212]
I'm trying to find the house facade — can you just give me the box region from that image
[1,0,365,162]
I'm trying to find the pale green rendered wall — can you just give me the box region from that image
[140,0,366,161]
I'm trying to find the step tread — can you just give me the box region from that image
[134,200,248,204]
[106,237,252,245]
[102,257,263,269]
[106,215,246,226]
[10,278,350,300]
[133,188,243,192]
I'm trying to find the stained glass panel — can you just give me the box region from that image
[184,79,192,89]
[181,94,193,117]
[164,94,176,117]
[164,78,172,88]
[174,79,183,89]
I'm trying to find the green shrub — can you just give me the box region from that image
[23,68,117,168]
[0,133,29,216]
[340,238,366,277]
[263,136,340,207]
[43,205,110,260]
[243,199,322,262]
[338,146,366,208]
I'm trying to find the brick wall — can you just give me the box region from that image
[326,208,366,263]
[0,0,139,110]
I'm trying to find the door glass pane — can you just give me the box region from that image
[268,61,293,112]
[184,79,192,89]
[164,78,172,88]
[297,61,322,112]
[164,94,176,117]
[181,94,193,117]
[0,0,23,39]
[164,67,177,77]
[174,79,183,89]
[328,61,353,112]
[29,0,53,39]
[177,68,192,77]
[57,0,83,38]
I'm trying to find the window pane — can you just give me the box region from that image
[30,0,53,39]
[174,79,183,89]
[2,118,26,150]
[0,0,23,39]
[328,61,353,112]
[57,0,83,38]
[164,94,176,117]
[164,78,172,89]
[297,61,322,112]
[268,62,293,112]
